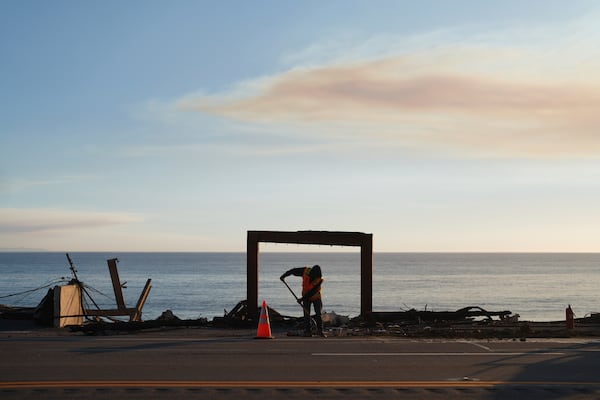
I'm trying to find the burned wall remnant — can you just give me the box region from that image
[246,230,373,318]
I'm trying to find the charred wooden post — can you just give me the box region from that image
[360,235,373,317]
[107,258,126,310]
[131,278,152,322]
[247,235,259,320]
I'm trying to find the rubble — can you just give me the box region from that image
[156,310,180,321]
[5,295,600,339]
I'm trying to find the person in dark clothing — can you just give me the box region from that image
[280,265,325,337]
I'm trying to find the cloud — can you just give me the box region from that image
[0,208,143,233]
[184,62,598,119]
[0,208,231,252]
[176,22,600,157]
[0,176,99,195]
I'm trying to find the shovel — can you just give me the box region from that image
[280,277,317,333]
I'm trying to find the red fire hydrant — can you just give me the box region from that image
[566,305,574,330]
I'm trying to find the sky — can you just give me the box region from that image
[2,1,600,252]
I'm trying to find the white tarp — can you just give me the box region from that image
[53,284,83,328]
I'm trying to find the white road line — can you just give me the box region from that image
[312,352,565,356]
[462,341,492,351]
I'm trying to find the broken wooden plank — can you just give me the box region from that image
[131,279,152,322]
[107,258,126,310]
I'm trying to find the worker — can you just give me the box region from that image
[280,265,325,337]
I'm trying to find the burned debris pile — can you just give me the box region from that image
[0,254,152,329]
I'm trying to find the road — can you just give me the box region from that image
[1,328,600,399]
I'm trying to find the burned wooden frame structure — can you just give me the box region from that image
[247,230,373,318]
[83,258,152,322]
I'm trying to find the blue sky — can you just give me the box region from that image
[2,1,600,252]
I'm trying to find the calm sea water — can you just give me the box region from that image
[0,252,598,322]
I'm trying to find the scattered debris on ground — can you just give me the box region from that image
[4,296,600,338]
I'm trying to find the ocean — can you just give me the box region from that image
[0,252,598,322]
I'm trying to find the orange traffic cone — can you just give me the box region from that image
[255,300,274,339]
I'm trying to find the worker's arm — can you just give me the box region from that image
[280,267,305,281]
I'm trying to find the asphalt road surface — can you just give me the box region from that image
[1,328,600,399]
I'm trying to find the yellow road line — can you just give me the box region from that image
[1,381,599,389]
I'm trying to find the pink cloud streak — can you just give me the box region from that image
[179,56,600,156]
